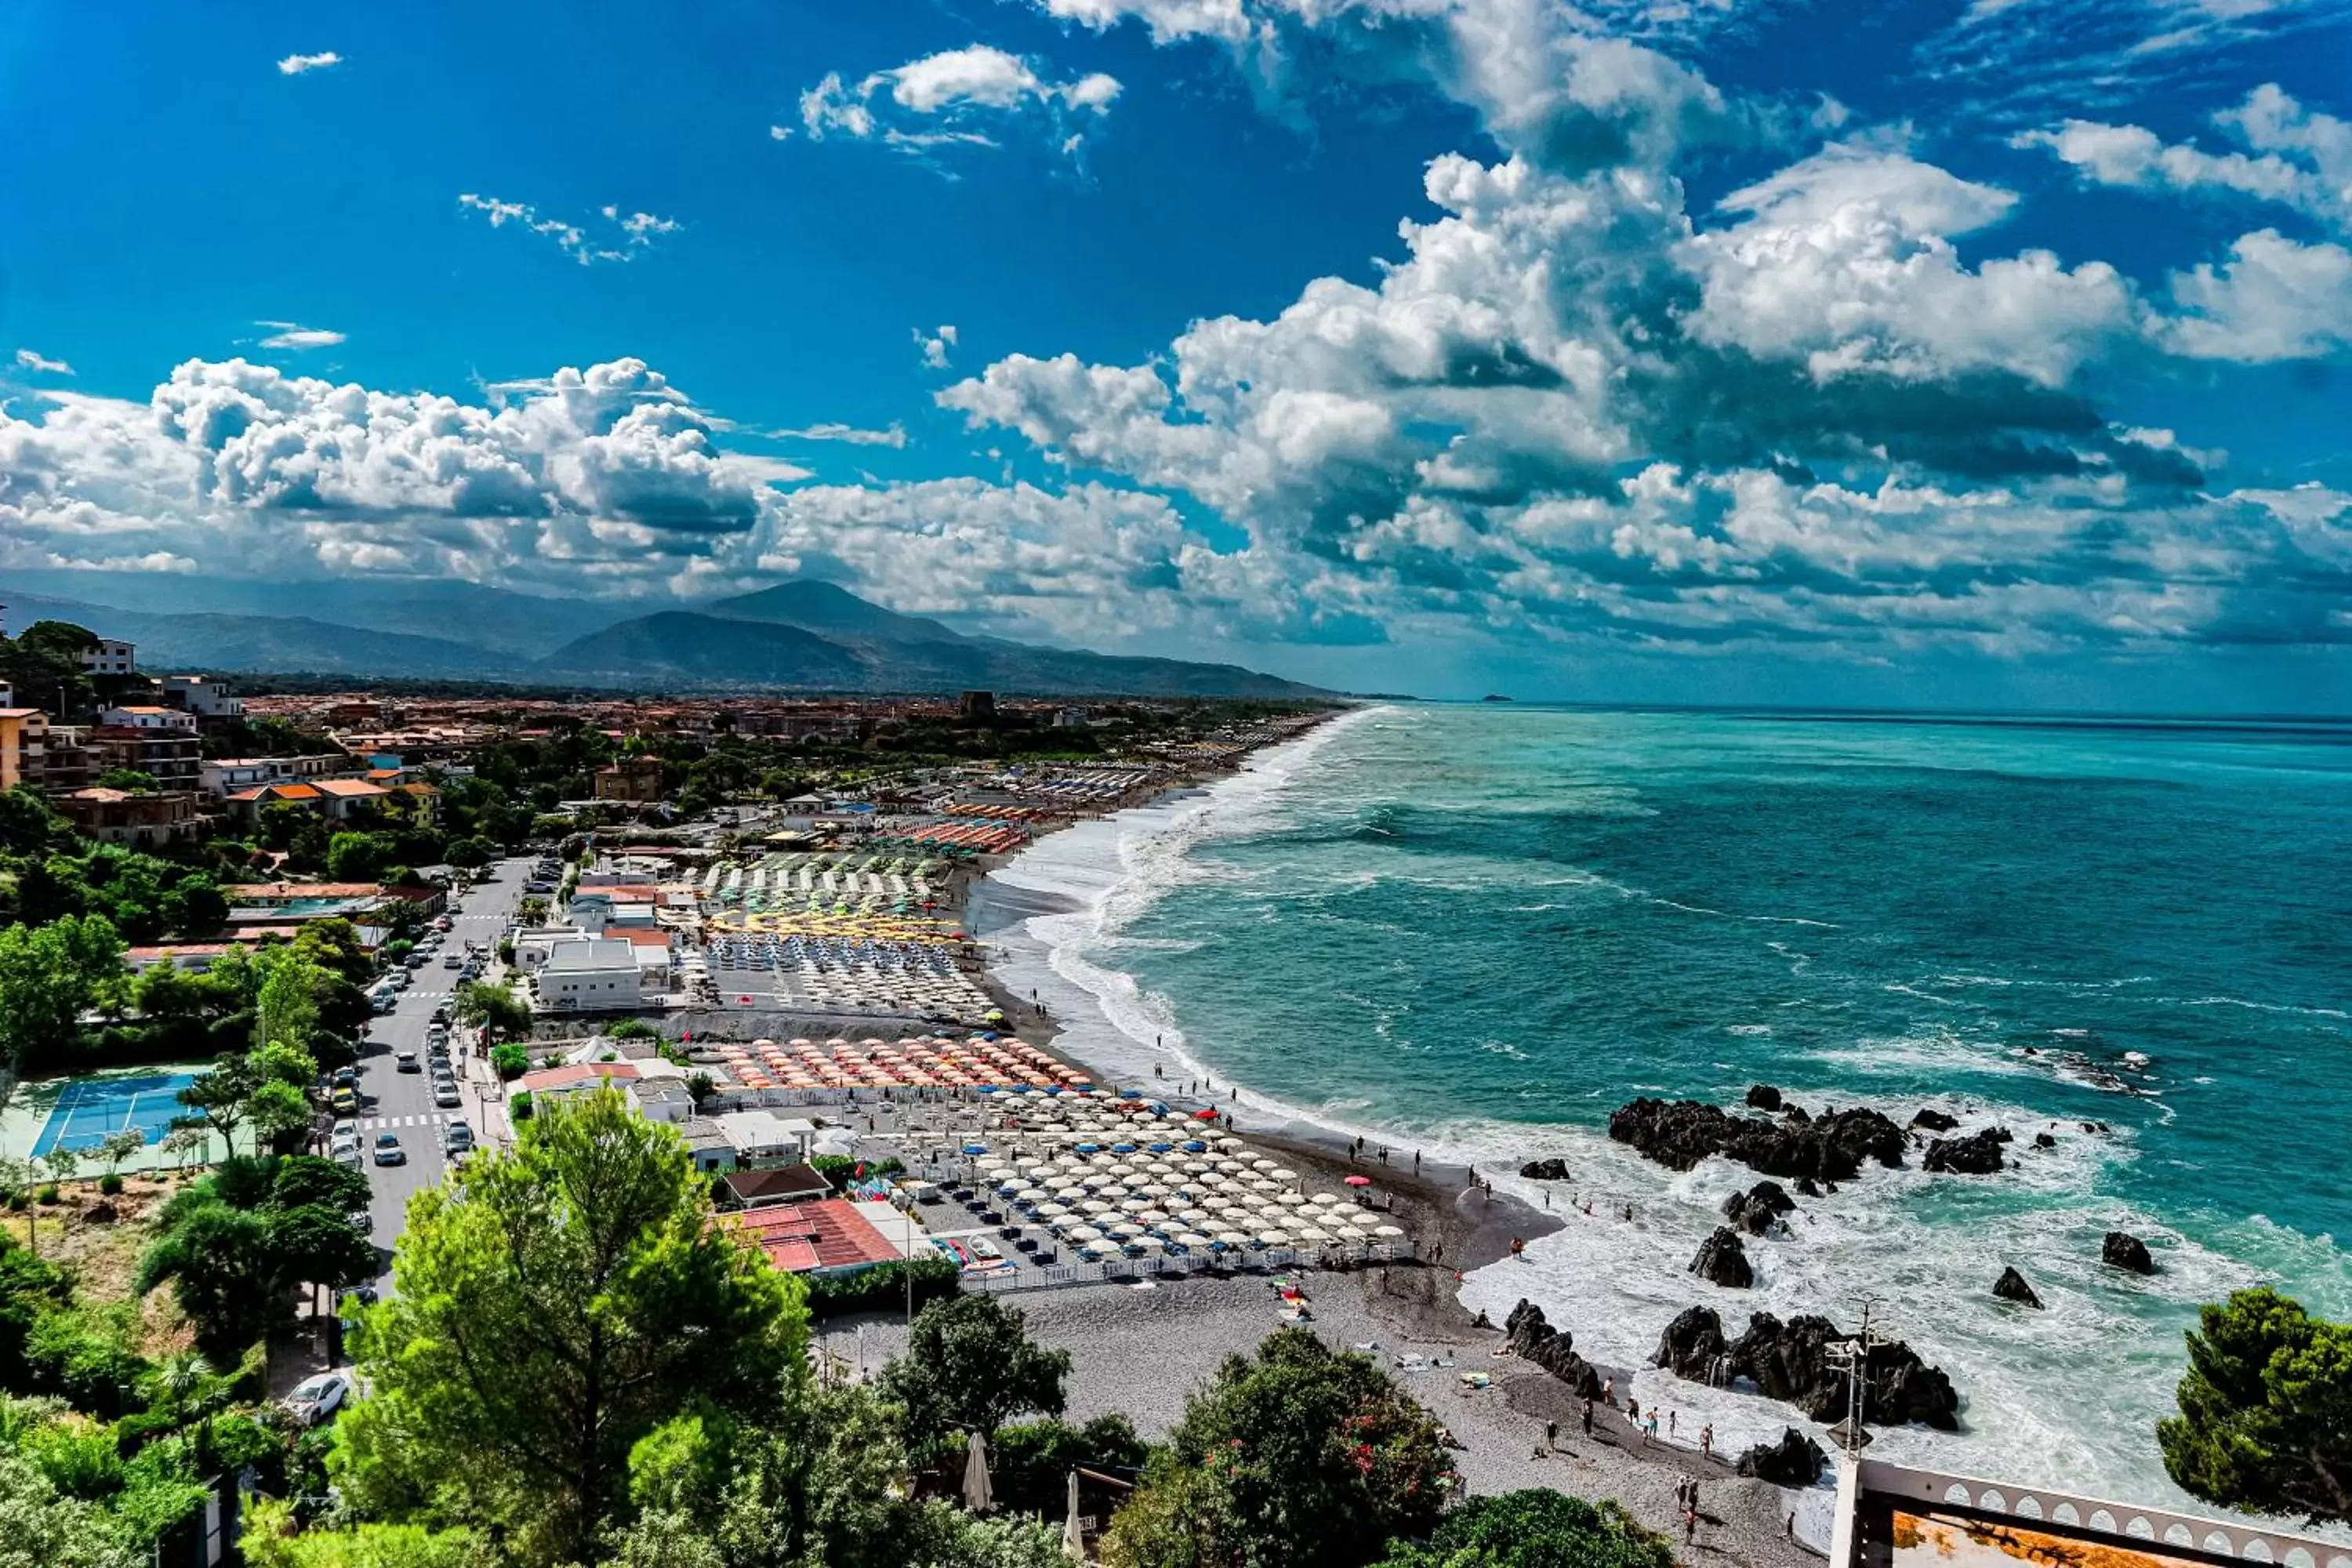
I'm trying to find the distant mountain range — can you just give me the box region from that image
[0,571,1329,699]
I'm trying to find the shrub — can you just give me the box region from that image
[97,1174,124,1196]
[510,1091,535,1122]
[36,1185,60,1205]
[803,1254,960,1320]
[811,1154,903,1191]
[491,1043,528,1080]
[607,1020,655,1040]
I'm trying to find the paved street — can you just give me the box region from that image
[351,855,532,1287]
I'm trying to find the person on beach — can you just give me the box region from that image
[1582,1399,1595,1436]
[1646,1412,1660,1446]
[1414,1149,1422,1172]
[1684,1506,1697,1544]
[1509,1236,1525,1259]
[1545,1419,1558,1453]
[1668,1410,1677,1439]
[1602,1377,1614,1407]
[1700,1423,1713,1460]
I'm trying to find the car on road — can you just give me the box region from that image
[433,1080,463,1109]
[348,1207,372,1233]
[433,916,453,931]
[372,1132,405,1167]
[403,952,427,970]
[284,1371,352,1426]
[394,1049,419,1073]
[443,953,465,969]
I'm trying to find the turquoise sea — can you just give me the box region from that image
[982,703,2352,1512]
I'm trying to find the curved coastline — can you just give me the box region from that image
[966,702,2352,1541]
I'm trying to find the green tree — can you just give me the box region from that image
[877,1295,1071,1451]
[0,914,122,1070]
[136,1156,373,1359]
[240,1496,480,1568]
[1371,1492,1672,1568]
[255,949,324,1054]
[326,832,399,884]
[93,1130,146,1185]
[989,1414,1147,1519]
[172,1051,260,1155]
[1102,1329,1454,1568]
[0,1447,140,1568]
[2159,1287,2352,1523]
[94,769,160,794]
[452,980,531,1044]
[336,1087,806,1564]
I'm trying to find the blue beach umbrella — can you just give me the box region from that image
[964,1143,989,1155]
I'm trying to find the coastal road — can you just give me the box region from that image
[351,855,531,1287]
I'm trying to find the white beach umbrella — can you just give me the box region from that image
[1277,1191,1308,1207]
[1269,1167,1299,1182]
[1374,1224,1405,1237]
[1257,1230,1290,1247]
[1037,1203,1070,1220]
[1065,1225,1102,1243]
[1214,1230,1251,1248]
[1348,1210,1383,1228]
[1063,1472,1085,1561]
[1137,1209,1170,1225]
[1174,1231,1213,1249]
[1250,1158,1277,1173]
[1295,1226,1334,1243]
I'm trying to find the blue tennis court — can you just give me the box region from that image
[30,1072,201,1158]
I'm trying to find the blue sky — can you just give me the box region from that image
[3,0,2350,707]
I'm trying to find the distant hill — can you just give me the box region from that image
[1,574,1330,699]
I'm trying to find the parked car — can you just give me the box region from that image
[444,1120,474,1154]
[443,953,465,969]
[284,1371,352,1426]
[372,1133,405,1167]
[348,1207,372,1233]
[433,1080,463,1109]
[331,1087,359,1116]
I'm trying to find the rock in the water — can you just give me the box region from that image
[1653,1305,1730,1380]
[2034,1132,2056,1149]
[2103,1231,2156,1274]
[1653,1308,1960,1430]
[1730,1312,1962,1429]
[1735,1428,1828,1486]
[1607,1098,1907,1181]
[1505,1299,1604,1398]
[1745,1083,1784,1112]
[1722,1181,1795,1235]
[1795,1174,1822,1197]
[1690,1226,1755,1288]
[1519,1157,1570,1181]
[1911,1107,1960,1132]
[1923,1128,2009,1175]
[1993,1266,2043,1308]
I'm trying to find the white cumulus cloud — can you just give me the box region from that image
[277,51,342,75]
[255,321,347,350]
[458,194,681,266]
[799,44,1120,162]
[13,348,73,376]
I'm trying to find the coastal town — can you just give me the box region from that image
[5,618,2346,1568]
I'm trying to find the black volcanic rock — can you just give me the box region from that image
[1923,1128,2008,1175]
[1746,1083,1784,1112]
[1519,1158,1570,1181]
[1795,1175,1821,1197]
[2103,1232,2156,1274]
[1654,1308,1960,1429]
[1690,1226,1755,1288]
[2034,1132,2056,1149]
[1736,1428,1828,1486]
[1608,1098,1906,1182]
[1654,1305,1731,1380]
[1911,1107,1960,1132]
[1722,1180,1796,1236]
[1993,1267,2043,1308]
[1505,1299,1603,1398]
[1732,1313,1961,1429]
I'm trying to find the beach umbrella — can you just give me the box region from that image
[963,1432,994,1514]
[1269,1167,1299,1182]
[1276,1191,1308,1207]
[1174,1231,1213,1249]
[1062,1472,1085,1561]
[1065,1225,1102,1243]
[1296,1226,1334,1243]
[1348,1210,1383,1228]
[1344,1174,1373,1188]
[1257,1230,1290,1247]
[1374,1225,1405,1238]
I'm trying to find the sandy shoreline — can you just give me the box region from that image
[926,742,1833,1566]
